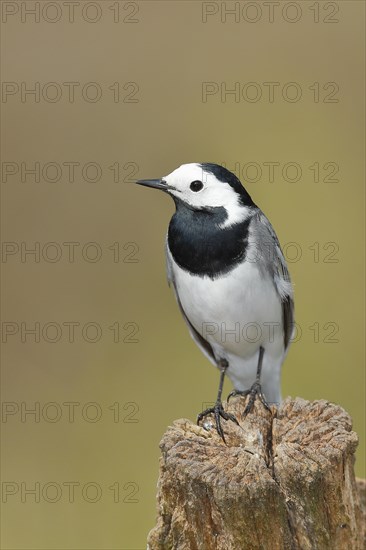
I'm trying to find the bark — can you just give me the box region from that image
[147,397,365,550]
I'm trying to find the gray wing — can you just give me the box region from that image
[165,239,216,365]
[250,211,294,349]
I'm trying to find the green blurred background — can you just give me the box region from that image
[1,1,365,548]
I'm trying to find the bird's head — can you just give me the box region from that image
[135,163,255,226]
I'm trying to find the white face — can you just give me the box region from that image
[163,163,249,227]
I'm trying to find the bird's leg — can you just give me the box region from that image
[227,346,271,416]
[197,358,239,443]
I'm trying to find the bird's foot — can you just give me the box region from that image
[228,383,271,417]
[197,401,239,443]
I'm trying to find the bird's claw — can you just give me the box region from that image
[197,401,239,443]
[228,383,271,417]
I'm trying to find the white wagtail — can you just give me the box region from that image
[136,163,294,441]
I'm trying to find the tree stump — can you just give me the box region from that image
[147,397,365,550]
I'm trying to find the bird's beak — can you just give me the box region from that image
[135,178,168,191]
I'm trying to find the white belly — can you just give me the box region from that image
[172,259,283,356]
[170,258,286,404]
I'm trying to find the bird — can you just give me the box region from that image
[135,163,294,442]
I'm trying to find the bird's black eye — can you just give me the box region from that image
[190,180,203,192]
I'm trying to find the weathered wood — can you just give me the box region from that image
[147,397,365,550]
